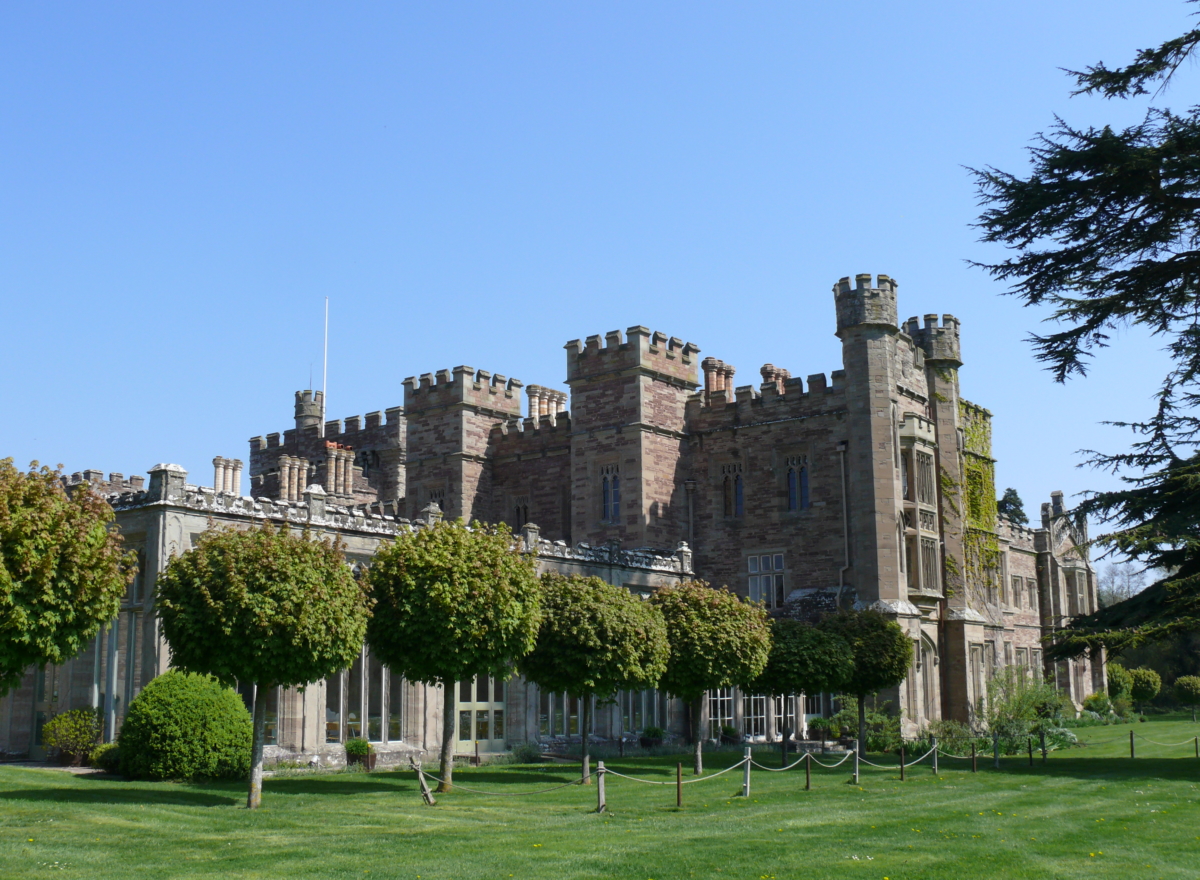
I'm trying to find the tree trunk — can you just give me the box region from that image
[858,695,867,755]
[247,684,267,810]
[691,695,704,775]
[581,696,592,784]
[437,680,456,793]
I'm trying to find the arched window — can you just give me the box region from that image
[602,476,611,521]
[734,474,744,517]
[600,465,620,523]
[611,475,620,520]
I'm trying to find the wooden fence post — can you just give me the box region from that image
[931,735,938,775]
[805,752,812,791]
[1130,730,1135,759]
[596,761,606,813]
[899,747,906,782]
[742,747,752,798]
[853,742,860,785]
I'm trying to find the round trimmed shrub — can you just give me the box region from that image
[1129,667,1162,710]
[89,742,121,774]
[118,670,252,781]
[1107,662,1132,698]
[42,707,101,765]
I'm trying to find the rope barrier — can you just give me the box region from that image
[604,758,749,786]
[420,775,586,796]
[1133,735,1200,747]
[749,756,810,773]
[809,752,853,769]
[903,746,936,768]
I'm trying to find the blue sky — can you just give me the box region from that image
[0,1,1188,529]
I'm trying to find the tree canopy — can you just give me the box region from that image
[652,581,771,774]
[748,619,852,702]
[818,610,912,748]
[0,459,132,694]
[156,523,369,807]
[996,488,1028,525]
[971,6,1200,656]
[521,572,668,780]
[366,518,541,790]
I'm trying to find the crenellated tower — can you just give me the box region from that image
[402,366,522,522]
[565,326,700,548]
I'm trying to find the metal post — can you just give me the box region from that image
[805,752,812,791]
[596,761,606,813]
[993,731,1000,770]
[899,747,906,782]
[931,735,938,775]
[971,742,977,773]
[742,747,752,798]
[1130,729,1135,759]
[676,762,682,808]
[1040,730,1047,763]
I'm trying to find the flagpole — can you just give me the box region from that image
[321,297,329,438]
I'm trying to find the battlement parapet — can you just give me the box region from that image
[63,471,146,495]
[492,411,573,443]
[403,366,523,416]
[531,537,693,576]
[320,406,404,440]
[564,326,699,386]
[904,313,961,364]
[686,368,846,426]
[834,273,899,335]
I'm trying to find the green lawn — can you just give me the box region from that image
[1,718,1198,880]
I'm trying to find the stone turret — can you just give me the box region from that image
[905,314,962,366]
[834,274,898,336]
[295,390,324,430]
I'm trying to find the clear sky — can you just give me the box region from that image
[0,1,1189,529]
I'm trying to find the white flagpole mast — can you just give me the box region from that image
[320,297,329,438]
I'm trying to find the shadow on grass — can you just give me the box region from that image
[0,783,239,807]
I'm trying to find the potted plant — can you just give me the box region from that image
[639,726,665,749]
[345,737,375,770]
[806,717,829,741]
[720,724,740,745]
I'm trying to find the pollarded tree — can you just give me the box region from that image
[366,518,541,792]
[521,573,669,782]
[0,459,132,694]
[1129,666,1162,714]
[748,619,853,735]
[155,523,369,809]
[1174,674,1200,721]
[651,581,771,775]
[817,610,913,751]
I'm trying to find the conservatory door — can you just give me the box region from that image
[455,675,506,754]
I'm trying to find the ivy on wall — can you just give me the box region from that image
[959,400,1001,602]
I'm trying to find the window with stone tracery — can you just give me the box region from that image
[600,465,620,523]
[785,455,810,511]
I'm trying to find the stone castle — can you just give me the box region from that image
[1,274,1102,763]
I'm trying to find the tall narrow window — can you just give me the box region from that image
[325,671,342,743]
[388,668,404,741]
[799,467,809,508]
[734,474,744,517]
[787,468,797,510]
[784,456,810,510]
[723,476,732,516]
[600,465,620,523]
